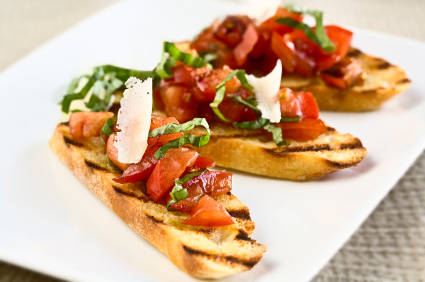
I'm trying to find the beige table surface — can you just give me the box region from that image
[1,0,424,281]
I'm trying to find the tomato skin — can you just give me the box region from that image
[218,98,258,122]
[315,25,353,71]
[171,171,232,213]
[69,112,114,140]
[260,7,304,34]
[149,114,183,145]
[146,147,198,202]
[159,84,197,123]
[193,155,216,169]
[112,143,161,183]
[106,133,129,171]
[277,118,327,141]
[182,195,234,227]
[279,89,319,119]
[234,23,259,66]
[214,15,252,47]
[193,68,240,103]
[320,57,363,89]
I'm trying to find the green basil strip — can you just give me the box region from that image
[155,42,208,79]
[231,96,261,114]
[152,118,211,159]
[149,117,209,138]
[263,123,285,145]
[233,117,285,145]
[101,116,116,138]
[60,65,154,113]
[210,69,254,122]
[276,6,335,52]
[167,170,205,209]
[233,117,269,130]
[281,116,301,122]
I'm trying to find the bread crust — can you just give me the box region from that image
[281,48,411,111]
[194,123,367,180]
[49,124,266,279]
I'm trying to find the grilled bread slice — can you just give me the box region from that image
[192,123,367,180]
[49,123,266,279]
[281,48,411,111]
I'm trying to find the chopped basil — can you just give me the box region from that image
[231,96,261,114]
[100,116,116,140]
[281,116,301,122]
[276,5,335,52]
[60,65,154,113]
[263,123,285,145]
[233,117,285,145]
[155,42,209,79]
[210,70,254,122]
[167,170,205,209]
[151,118,211,159]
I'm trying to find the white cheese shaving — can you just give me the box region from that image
[114,77,152,164]
[244,0,281,24]
[247,60,282,123]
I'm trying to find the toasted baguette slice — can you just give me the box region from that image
[281,48,411,111]
[192,123,367,180]
[49,123,266,279]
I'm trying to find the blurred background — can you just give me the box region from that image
[0,0,424,281]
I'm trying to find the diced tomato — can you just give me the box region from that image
[234,23,259,66]
[112,143,161,183]
[218,98,258,122]
[260,7,304,34]
[159,84,197,123]
[271,31,316,76]
[146,147,198,202]
[182,195,234,227]
[171,171,232,213]
[193,155,216,169]
[149,114,183,145]
[69,112,114,140]
[315,25,353,71]
[106,133,129,171]
[193,68,240,102]
[214,15,252,47]
[320,57,363,89]
[277,118,327,141]
[167,64,194,86]
[279,89,319,119]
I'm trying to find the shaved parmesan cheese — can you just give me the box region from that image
[244,0,281,24]
[247,60,282,123]
[114,77,152,164]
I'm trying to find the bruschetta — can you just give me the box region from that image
[188,5,410,111]
[51,78,266,279]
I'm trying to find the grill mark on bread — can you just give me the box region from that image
[377,61,392,69]
[183,246,259,268]
[147,215,164,224]
[326,159,361,168]
[60,121,70,126]
[397,78,411,84]
[339,139,363,150]
[266,141,364,155]
[347,48,362,58]
[63,136,83,147]
[236,230,256,243]
[228,209,251,220]
[84,159,107,171]
[113,186,149,202]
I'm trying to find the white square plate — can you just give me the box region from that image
[1,0,424,281]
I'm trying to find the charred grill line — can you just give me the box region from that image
[397,78,411,84]
[347,48,362,58]
[236,231,256,243]
[377,62,392,69]
[183,245,259,268]
[147,215,164,224]
[63,136,83,147]
[84,160,107,171]
[228,209,251,220]
[112,186,149,202]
